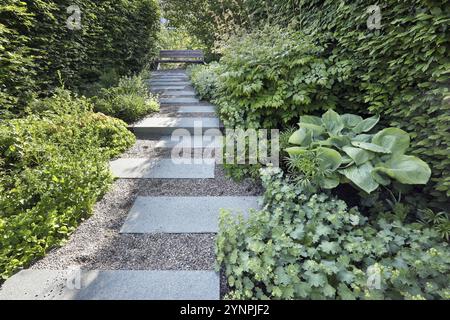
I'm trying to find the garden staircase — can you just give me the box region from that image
[0,70,261,300]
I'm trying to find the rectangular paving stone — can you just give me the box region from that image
[0,270,219,300]
[151,86,187,91]
[154,135,223,149]
[160,97,200,104]
[160,90,197,97]
[177,106,216,113]
[120,196,262,233]
[110,158,215,179]
[150,81,190,86]
[131,117,221,136]
[151,78,189,82]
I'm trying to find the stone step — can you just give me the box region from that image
[151,77,189,82]
[160,91,197,98]
[151,72,187,76]
[160,97,200,104]
[154,135,223,149]
[150,80,191,86]
[120,196,262,234]
[151,86,188,91]
[110,158,215,179]
[176,106,216,113]
[0,270,219,300]
[130,117,222,137]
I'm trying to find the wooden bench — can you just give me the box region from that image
[156,50,205,69]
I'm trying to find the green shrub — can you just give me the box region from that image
[93,75,159,123]
[228,0,450,207]
[187,62,221,101]
[0,90,135,279]
[216,167,450,300]
[214,26,336,129]
[0,0,160,115]
[285,110,431,194]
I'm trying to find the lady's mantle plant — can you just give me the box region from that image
[216,167,450,300]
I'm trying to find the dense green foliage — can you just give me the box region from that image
[93,75,159,123]
[217,167,450,300]
[0,0,160,116]
[286,110,431,194]
[189,0,449,207]
[0,90,135,279]
[215,27,335,129]
[187,63,221,101]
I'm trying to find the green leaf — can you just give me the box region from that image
[319,241,339,254]
[300,115,322,125]
[372,128,410,155]
[306,272,327,288]
[338,283,356,300]
[342,146,374,165]
[288,128,311,146]
[351,141,391,154]
[372,155,431,185]
[285,147,308,156]
[339,163,379,194]
[341,114,363,129]
[328,135,351,149]
[352,115,380,134]
[320,175,340,189]
[316,147,342,171]
[323,284,336,298]
[322,109,344,135]
[300,123,325,137]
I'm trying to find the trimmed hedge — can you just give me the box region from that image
[0,0,160,116]
[285,0,450,207]
[196,0,449,207]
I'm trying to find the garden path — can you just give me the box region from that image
[0,70,262,300]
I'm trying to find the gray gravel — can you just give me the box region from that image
[30,168,261,271]
[29,68,261,299]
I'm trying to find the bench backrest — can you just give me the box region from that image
[159,50,204,62]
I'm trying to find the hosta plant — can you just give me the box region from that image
[285,110,431,194]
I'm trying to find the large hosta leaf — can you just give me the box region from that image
[342,146,374,166]
[320,174,340,189]
[352,115,380,134]
[316,147,342,171]
[372,155,431,185]
[372,128,410,155]
[339,163,379,194]
[327,135,351,149]
[322,109,344,135]
[341,114,363,129]
[351,141,391,154]
[285,147,308,156]
[300,115,322,125]
[288,128,312,146]
[300,123,325,137]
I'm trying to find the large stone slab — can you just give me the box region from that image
[150,81,190,86]
[131,117,221,136]
[110,158,215,179]
[177,106,216,113]
[154,135,223,149]
[0,270,219,300]
[120,196,262,233]
[160,97,200,104]
[160,90,197,97]
[151,86,188,91]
